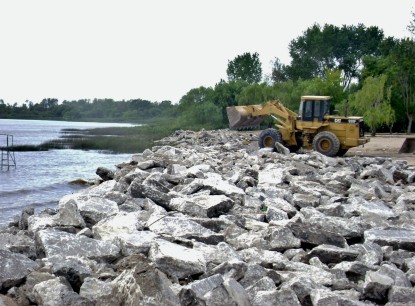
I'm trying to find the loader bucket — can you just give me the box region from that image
[399,137,415,153]
[226,105,265,129]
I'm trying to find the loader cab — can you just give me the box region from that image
[298,96,332,122]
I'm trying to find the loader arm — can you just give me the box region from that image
[226,99,298,145]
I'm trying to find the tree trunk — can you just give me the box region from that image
[407,114,413,134]
[371,126,376,137]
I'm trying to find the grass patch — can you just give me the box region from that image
[66,124,178,153]
[6,123,178,153]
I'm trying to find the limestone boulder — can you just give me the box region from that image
[35,228,120,261]
[364,228,415,251]
[0,249,40,290]
[73,195,119,226]
[148,239,206,279]
[170,194,234,218]
[33,277,92,306]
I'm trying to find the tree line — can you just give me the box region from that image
[2,15,415,135]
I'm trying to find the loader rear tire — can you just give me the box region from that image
[258,128,282,149]
[312,131,340,157]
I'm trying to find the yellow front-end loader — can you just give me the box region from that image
[226,96,369,157]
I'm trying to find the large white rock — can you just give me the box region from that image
[258,164,284,186]
[169,194,234,218]
[92,212,145,240]
[148,239,206,279]
[74,195,119,225]
[36,228,120,261]
[148,215,216,238]
[28,198,86,231]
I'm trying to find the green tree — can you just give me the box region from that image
[286,24,384,88]
[388,38,415,133]
[178,86,222,129]
[270,57,288,84]
[236,83,276,105]
[212,80,248,126]
[227,52,262,84]
[349,75,393,136]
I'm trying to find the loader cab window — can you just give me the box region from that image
[303,101,313,121]
[301,99,332,122]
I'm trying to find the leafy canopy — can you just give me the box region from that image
[227,52,262,84]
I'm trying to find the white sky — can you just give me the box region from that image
[0,0,413,105]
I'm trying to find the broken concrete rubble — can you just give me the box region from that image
[2,128,415,305]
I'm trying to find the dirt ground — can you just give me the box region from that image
[347,135,415,166]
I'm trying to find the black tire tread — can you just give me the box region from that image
[258,128,282,149]
[312,131,340,157]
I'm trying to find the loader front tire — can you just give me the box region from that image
[312,131,340,157]
[258,128,282,149]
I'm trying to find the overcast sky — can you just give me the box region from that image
[0,0,413,105]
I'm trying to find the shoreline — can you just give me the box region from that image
[1,129,414,305]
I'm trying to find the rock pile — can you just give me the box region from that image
[1,129,415,305]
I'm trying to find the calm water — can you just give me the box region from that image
[0,119,136,226]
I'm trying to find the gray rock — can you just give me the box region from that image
[223,277,250,306]
[128,178,172,209]
[0,294,18,306]
[170,194,234,218]
[203,259,247,281]
[87,179,126,195]
[0,249,40,291]
[305,244,360,264]
[18,271,55,303]
[92,211,146,240]
[385,249,415,269]
[0,232,36,259]
[148,239,206,279]
[364,228,415,251]
[119,255,180,306]
[51,257,93,293]
[107,269,144,305]
[280,276,321,305]
[96,167,114,181]
[182,172,245,204]
[35,228,120,261]
[74,195,119,225]
[33,277,92,306]
[265,226,301,251]
[265,206,288,222]
[79,277,118,306]
[378,264,412,287]
[124,167,151,184]
[148,215,216,240]
[310,289,365,306]
[274,288,301,306]
[350,242,383,266]
[363,270,394,301]
[292,193,320,209]
[258,164,284,185]
[264,197,298,217]
[28,198,86,231]
[193,242,241,271]
[288,218,348,248]
[277,261,334,286]
[18,207,34,230]
[103,191,128,205]
[333,261,378,281]
[179,274,224,304]
[388,286,415,304]
[246,276,277,304]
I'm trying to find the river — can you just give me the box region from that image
[0,119,135,226]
